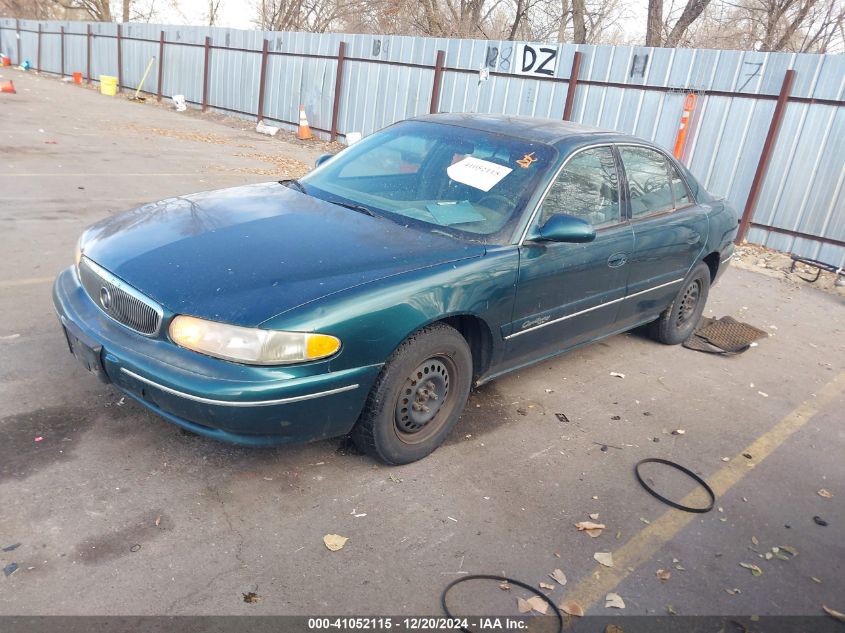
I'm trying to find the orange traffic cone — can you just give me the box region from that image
[0,80,15,94]
[297,105,313,140]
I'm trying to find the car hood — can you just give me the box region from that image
[81,182,485,326]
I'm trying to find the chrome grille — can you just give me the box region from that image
[79,257,163,336]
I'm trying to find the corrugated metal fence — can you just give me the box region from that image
[1,18,843,265]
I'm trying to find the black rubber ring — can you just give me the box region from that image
[634,457,716,513]
[442,574,563,633]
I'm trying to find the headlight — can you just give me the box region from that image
[169,315,341,365]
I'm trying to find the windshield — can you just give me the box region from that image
[299,121,556,242]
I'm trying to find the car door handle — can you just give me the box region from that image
[687,232,701,245]
[607,252,628,268]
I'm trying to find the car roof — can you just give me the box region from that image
[411,113,641,147]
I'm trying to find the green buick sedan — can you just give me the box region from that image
[54,114,737,464]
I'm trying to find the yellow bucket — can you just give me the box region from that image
[99,75,118,96]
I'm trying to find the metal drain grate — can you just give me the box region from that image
[683,316,768,355]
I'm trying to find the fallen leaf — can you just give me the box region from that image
[780,545,798,557]
[609,372,625,378]
[666,605,677,615]
[517,597,532,613]
[589,513,600,520]
[823,606,845,622]
[323,534,348,551]
[499,582,510,590]
[605,626,624,633]
[594,552,614,567]
[818,489,832,499]
[811,577,822,584]
[671,429,685,435]
[155,516,161,527]
[576,521,606,531]
[675,564,686,571]
[526,596,548,614]
[725,588,741,596]
[242,592,262,604]
[639,517,651,525]
[539,582,555,590]
[605,592,625,609]
[560,600,584,617]
[549,569,567,586]
[751,536,759,545]
[656,569,671,581]
[740,562,763,576]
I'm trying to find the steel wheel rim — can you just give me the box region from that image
[676,279,701,326]
[394,356,454,445]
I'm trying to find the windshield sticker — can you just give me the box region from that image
[426,201,486,225]
[516,152,538,168]
[446,157,512,192]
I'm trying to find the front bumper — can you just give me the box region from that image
[53,266,381,446]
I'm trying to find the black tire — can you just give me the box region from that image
[351,323,472,465]
[649,262,711,345]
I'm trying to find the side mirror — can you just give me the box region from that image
[315,153,333,168]
[536,214,596,243]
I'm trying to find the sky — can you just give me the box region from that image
[152,0,258,29]
[150,0,649,39]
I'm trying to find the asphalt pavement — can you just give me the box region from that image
[1,70,843,622]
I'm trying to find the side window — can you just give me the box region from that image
[338,135,434,178]
[538,147,620,228]
[620,147,675,218]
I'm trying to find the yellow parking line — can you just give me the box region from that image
[566,370,845,611]
[0,276,54,289]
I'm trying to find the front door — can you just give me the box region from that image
[505,146,634,366]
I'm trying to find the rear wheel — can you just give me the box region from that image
[351,323,472,464]
[649,262,711,345]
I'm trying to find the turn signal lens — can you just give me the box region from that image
[169,315,341,365]
[306,334,341,359]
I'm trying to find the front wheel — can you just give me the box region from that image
[351,323,472,465]
[649,262,711,345]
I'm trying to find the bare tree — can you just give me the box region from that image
[207,0,221,24]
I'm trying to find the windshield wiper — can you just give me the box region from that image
[330,200,381,218]
[279,179,306,194]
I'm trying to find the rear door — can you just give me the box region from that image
[615,145,709,326]
[504,145,633,366]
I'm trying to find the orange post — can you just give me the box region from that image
[673,93,697,160]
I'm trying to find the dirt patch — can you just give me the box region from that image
[733,243,844,296]
[74,510,172,565]
[0,407,92,483]
[117,123,251,147]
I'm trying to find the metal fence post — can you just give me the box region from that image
[86,24,92,84]
[116,24,123,93]
[735,69,796,245]
[429,50,446,114]
[563,51,582,121]
[201,36,211,112]
[16,18,21,66]
[256,39,269,122]
[37,24,42,72]
[60,26,65,77]
[156,31,165,101]
[330,41,346,141]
